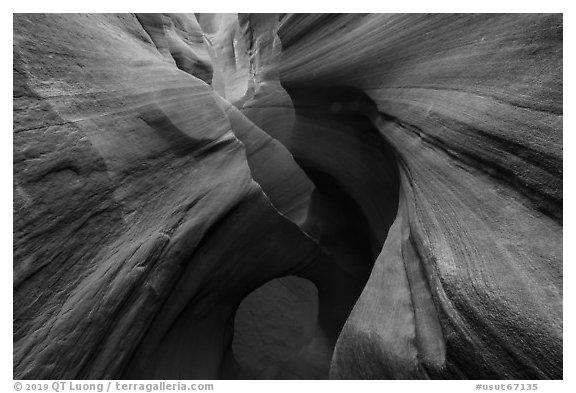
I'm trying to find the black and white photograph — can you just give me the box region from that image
[6,2,570,391]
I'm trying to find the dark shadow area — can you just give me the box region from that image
[223,85,401,379]
[120,85,401,380]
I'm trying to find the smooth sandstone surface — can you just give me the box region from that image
[278,14,562,379]
[13,13,562,379]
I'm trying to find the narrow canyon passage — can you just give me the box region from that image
[285,85,401,345]
[218,83,403,379]
[13,13,562,380]
[123,84,401,380]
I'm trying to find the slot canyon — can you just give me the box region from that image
[13,13,562,379]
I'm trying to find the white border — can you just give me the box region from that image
[3,4,572,390]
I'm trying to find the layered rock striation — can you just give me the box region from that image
[13,13,562,379]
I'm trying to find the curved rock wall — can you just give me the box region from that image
[13,13,562,380]
[277,13,562,379]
